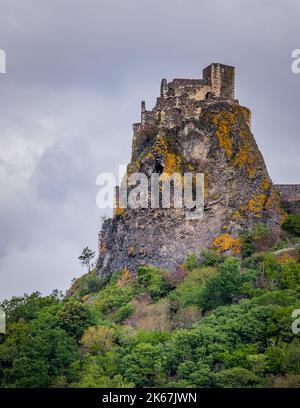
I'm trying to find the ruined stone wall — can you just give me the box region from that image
[275,185,300,202]
[275,184,300,215]
[138,63,237,134]
[169,79,209,99]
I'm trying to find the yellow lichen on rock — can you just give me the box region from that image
[204,174,209,200]
[212,112,235,158]
[160,152,182,182]
[212,109,258,179]
[99,242,106,255]
[239,106,251,128]
[114,206,125,217]
[239,194,268,218]
[261,179,271,191]
[246,194,267,217]
[152,134,168,156]
[232,131,257,179]
[231,210,241,221]
[165,152,182,174]
[157,110,165,124]
[117,268,133,287]
[212,233,241,255]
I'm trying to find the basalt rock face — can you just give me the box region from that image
[96,63,283,277]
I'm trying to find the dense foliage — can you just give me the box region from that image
[282,214,300,237]
[1,224,300,388]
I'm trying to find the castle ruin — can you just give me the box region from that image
[97,63,300,278]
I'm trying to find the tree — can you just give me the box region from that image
[0,313,78,388]
[199,257,242,310]
[214,367,258,388]
[58,301,94,340]
[81,326,116,354]
[120,343,162,387]
[0,291,61,324]
[79,247,95,273]
[77,352,134,388]
[137,266,171,299]
[282,214,300,237]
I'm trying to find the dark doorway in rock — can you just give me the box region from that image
[155,161,164,175]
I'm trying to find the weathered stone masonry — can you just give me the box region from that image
[275,184,300,215]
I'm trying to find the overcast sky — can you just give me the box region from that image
[0,0,299,301]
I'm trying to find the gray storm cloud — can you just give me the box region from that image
[0,0,299,300]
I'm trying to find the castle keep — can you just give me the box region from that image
[96,63,299,278]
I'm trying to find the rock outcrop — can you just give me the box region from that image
[96,63,285,277]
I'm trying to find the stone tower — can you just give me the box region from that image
[96,63,283,277]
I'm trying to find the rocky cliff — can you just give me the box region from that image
[96,63,285,277]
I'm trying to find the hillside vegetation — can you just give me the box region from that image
[1,217,300,388]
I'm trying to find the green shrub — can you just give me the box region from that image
[80,277,106,297]
[0,307,78,388]
[120,343,162,387]
[58,301,94,340]
[242,253,265,270]
[240,223,271,258]
[199,250,226,266]
[0,291,61,324]
[185,254,198,270]
[282,340,300,374]
[278,261,300,289]
[170,266,216,307]
[214,367,258,388]
[93,274,133,316]
[261,252,300,289]
[272,240,289,251]
[178,361,212,387]
[199,258,242,310]
[282,214,300,236]
[132,330,170,346]
[69,270,109,299]
[114,304,135,323]
[1,242,300,389]
[137,266,171,300]
[251,223,270,240]
[80,326,117,354]
[240,230,254,258]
